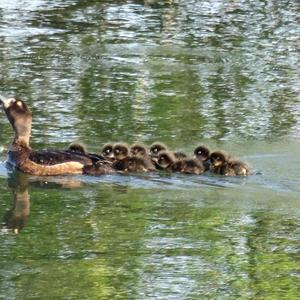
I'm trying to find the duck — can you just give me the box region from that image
[130,144,147,156]
[173,151,188,160]
[149,142,169,169]
[193,144,211,171]
[101,143,115,162]
[157,150,204,175]
[149,142,168,158]
[68,142,87,154]
[0,96,113,176]
[209,150,251,176]
[67,142,111,169]
[113,143,156,172]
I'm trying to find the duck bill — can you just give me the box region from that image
[0,95,12,109]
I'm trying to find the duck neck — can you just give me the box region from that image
[12,120,32,148]
[13,135,30,147]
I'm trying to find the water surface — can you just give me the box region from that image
[0,0,300,299]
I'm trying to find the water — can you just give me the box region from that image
[0,0,300,299]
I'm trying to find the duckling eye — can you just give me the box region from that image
[16,101,23,107]
[106,149,110,153]
[197,151,202,155]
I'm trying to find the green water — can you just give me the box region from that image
[0,0,300,299]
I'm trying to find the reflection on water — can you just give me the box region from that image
[0,167,300,299]
[0,0,300,299]
[0,0,299,146]
[2,172,30,234]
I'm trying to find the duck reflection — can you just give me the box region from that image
[1,171,86,234]
[2,171,30,234]
[1,170,131,234]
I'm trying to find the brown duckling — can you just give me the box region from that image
[113,143,156,172]
[157,151,204,175]
[149,142,168,157]
[209,151,251,176]
[113,143,129,161]
[83,160,115,176]
[114,155,156,172]
[149,142,168,169]
[101,143,115,161]
[173,151,188,160]
[68,142,107,165]
[68,142,87,154]
[130,144,147,156]
[194,144,211,171]
[0,96,113,176]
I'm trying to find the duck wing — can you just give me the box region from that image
[29,150,104,166]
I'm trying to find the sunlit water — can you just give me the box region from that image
[0,0,300,299]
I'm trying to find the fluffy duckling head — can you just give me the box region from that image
[68,143,87,154]
[130,144,147,156]
[113,143,129,160]
[210,151,228,167]
[157,150,175,169]
[194,145,210,161]
[102,143,114,160]
[150,142,167,157]
[180,158,204,175]
[123,156,155,172]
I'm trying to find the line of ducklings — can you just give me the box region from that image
[68,142,251,176]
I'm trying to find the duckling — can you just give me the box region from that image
[209,151,251,176]
[157,150,175,170]
[173,151,188,160]
[68,142,87,154]
[0,96,113,176]
[113,143,129,161]
[149,142,168,169]
[113,143,156,172]
[67,142,107,165]
[101,143,115,161]
[114,155,156,172]
[130,144,147,156]
[174,158,205,175]
[194,144,211,171]
[149,142,168,158]
[83,160,115,176]
[157,151,204,175]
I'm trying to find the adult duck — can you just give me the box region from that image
[0,96,113,176]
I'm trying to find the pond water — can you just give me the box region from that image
[0,0,300,299]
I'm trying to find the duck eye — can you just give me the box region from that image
[16,101,23,107]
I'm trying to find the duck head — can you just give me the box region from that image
[102,143,114,161]
[157,150,175,169]
[149,142,167,158]
[194,145,210,161]
[130,144,147,156]
[180,158,204,175]
[68,143,87,154]
[173,151,187,160]
[113,143,129,160]
[210,151,228,167]
[0,96,32,146]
